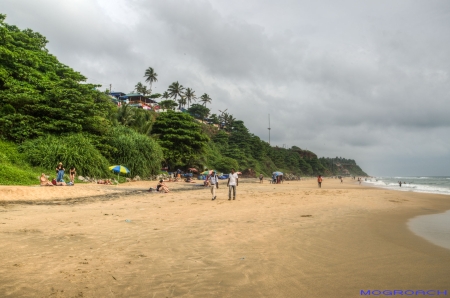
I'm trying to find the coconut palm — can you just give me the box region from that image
[162,91,169,100]
[167,81,185,109]
[184,87,197,109]
[134,82,148,95]
[178,96,187,110]
[144,67,158,94]
[200,93,212,106]
[117,103,135,126]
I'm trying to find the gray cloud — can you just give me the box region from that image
[2,0,450,175]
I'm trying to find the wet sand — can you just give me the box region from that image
[0,178,449,297]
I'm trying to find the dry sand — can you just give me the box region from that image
[0,178,449,297]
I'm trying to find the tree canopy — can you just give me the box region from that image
[0,14,116,142]
[151,110,209,168]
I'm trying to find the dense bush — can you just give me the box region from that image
[0,140,43,185]
[212,156,239,173]
[103,126,163,177]
[20,134,110,177]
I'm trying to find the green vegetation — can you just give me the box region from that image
[102,126,163,178]
[0,15,164,184]
[20,134,110,178]
[0,15,116,143]
[0,140,43,185]
[187,104,210,122]
[0,15,367,185]
[151,111,209,169]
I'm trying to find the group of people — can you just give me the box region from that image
[153,168,239,200]
[271,174,283,184]
[207,168,239,201]
[398,181,407,187]
[40,162,76,186]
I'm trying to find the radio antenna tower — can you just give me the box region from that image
[268,114,271,145]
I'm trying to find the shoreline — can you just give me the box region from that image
[1,179,449,297]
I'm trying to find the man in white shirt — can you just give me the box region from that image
[209,171,219,200]
[227,168,239,200]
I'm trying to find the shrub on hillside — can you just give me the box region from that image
[20,134,110,178]
[103,126,163,177]
[212,156,239,174]
[0,140,43,185]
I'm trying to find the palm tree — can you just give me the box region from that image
[200,93,212,106]
[162,91,169,100]
[144,67,158,94]
[167,81,185,109]
[184,88,197,109]
[177,96,187,110]
[117,103,135,126]
[219,111,235,131]
[134,82,148,95]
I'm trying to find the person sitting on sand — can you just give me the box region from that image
[156,179,170,193]
[185,176,192,183]
[55,162,65,182]
[40,173,54,186]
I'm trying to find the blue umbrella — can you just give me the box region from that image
[109,165,130,174]
[109,165,130,184]
[273,171,283,176]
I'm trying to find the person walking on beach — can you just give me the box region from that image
[209,171,219,200]
[55,162,65,182]
[227,168,239,200]
[317,175,323,188]
[259,173,263,183]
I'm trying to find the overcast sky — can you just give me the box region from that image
[3,0,450,176]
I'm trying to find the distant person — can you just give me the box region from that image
[209,170,219,200]
[227,168,239,200]
[55,162,65,182]
[40,173,53,186]
[340,177,343,183]
[317,175,323,188]
[399,181,402,187]
[157,179,170,193]
[259,173,263,183]
[69,167,76,184]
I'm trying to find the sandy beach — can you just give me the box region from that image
[1,178,449,297]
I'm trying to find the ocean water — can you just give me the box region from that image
[363,176,450,196]
[363,176,450,250]
[407,210,450,250]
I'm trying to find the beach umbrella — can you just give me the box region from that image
[188,168,198,173]
[109,165,130,174]
[109,165,130,184]
[272,171,283,176]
